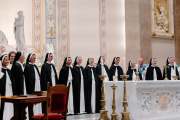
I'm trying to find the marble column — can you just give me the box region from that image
[125,0,141,65]
[139,0,152,64]
[125,0,152,66]
[174,0,180,65]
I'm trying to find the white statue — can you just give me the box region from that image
[14,11,28,53]
[155,2,169,33]
[0,30,16,55]
[0,30,7,45]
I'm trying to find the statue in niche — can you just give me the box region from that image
[0,30,16,54]
[154,2,169,33]
[14,11,28,53]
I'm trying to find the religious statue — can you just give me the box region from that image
[0,30,16,54]
[154,2,169,33]
[14,11,28,53]
[0,30,7,45]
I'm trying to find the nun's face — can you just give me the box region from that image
[90,58,94,65]
[131,62,135,68]
[2,57,9,67]
[152,59,157,66]
[67,58,72,66]
[173,57,175,62]
[115,58,120,65]
[102,57,105,63]
[93,63,97,68]
[77,57,82,65]
[20,53,25,62]
[169,58,174,65]
[30,55,36,64]
[48,54,53,61]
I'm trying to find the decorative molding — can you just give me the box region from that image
[61,0,69,59]
[46,0,56,65]
[33,0,41,53]
[99,0,106,57]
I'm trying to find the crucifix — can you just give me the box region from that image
[47,4,55,15]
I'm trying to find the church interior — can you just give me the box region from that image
[0,0,180,120]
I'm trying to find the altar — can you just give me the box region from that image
[104,81,180,120]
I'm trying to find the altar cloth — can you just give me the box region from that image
[104,81,180,120]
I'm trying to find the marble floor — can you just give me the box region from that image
[67,113,100,120]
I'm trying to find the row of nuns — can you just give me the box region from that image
[0,52,179,118]
[0,52,58,120]
[127,57,179,81]
[58,56,180,115]
[59,56,124,114]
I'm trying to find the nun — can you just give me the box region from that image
[109,57,124,81]
[24,53,42,115]
[126,60,142,81]
[96,56,110,81]
[85,58,101,113]
[0,55,16,120]
[96,56,110,97]
[163,57,179,80]
[59,57,74,114]
[72,56,87,114]
[11,52,26,95]
[41,53,59,113]
[146,58,162,80]
[40,53,58,91]
[11,52,29,119]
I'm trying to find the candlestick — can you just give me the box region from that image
[113,76,115,85]
[163,62,169,80]
[120,73,130,120]
[101,58,103,75]
[111,84,118,120]
[99,75,110,120]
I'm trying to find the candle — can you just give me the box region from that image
[123,57,126,73]
[174,62,176,76]
[101,58,103,75]
[136,64,138,72]
[113,76,115,84]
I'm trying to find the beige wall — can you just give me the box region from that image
[69,0,100,67]
[152,38,175,71]
[125,0,141,68]
[106,0,126,70]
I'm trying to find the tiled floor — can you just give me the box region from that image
[67,113,100,120]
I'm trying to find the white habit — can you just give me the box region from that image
[67,66,74,114]
[88,65,96,113]
[29,63,42,115]
[2,67,14,120]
